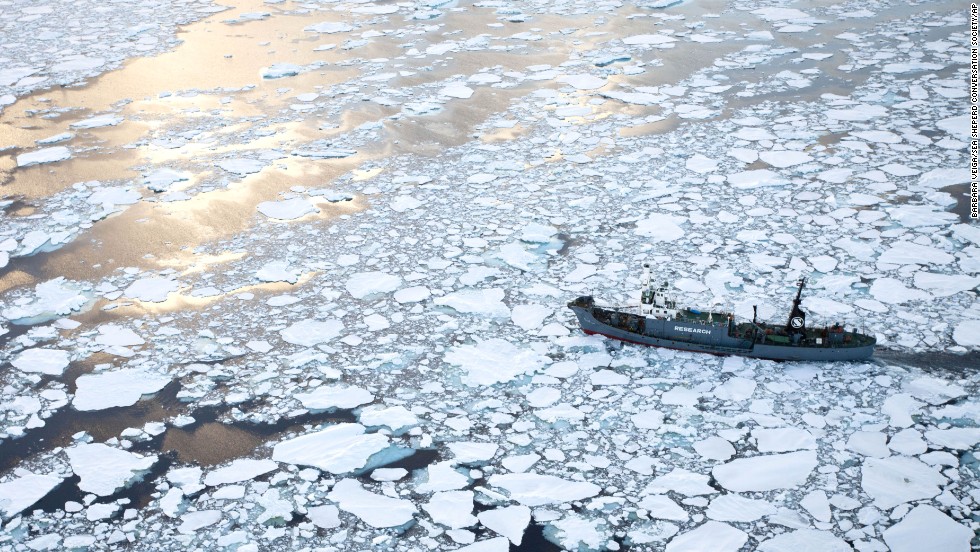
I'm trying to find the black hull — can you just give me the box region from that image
[569,304,875,362]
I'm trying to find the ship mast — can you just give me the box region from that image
[785,277,807,333]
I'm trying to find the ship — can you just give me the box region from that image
[567,264,876,361]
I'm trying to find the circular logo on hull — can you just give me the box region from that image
[790,316,804,329]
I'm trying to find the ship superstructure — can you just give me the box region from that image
[568,264,876,361]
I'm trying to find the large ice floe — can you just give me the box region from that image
[0,0,977,550]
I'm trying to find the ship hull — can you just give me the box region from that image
[569,304,875,362]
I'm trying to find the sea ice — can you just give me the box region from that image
[16,146,71,167]
[10,348,71,375]
[73,368,171,411]
[1,277,90,324]
[752,428,816,452]
[861,456,946,509]
[556,74,607,90]
[257,197,318,220]
[869,278,931,304]
[444,339,548,386]
[327,478,417,528]
[727,169,787,189]
[635,213,685,242]
[877,242,954,266]
[204,459,278,486]
[693,436,735,461]
[305,22,354,33]
[393,286,431,303]
[758,529,852,552]
[218,158,267,176]
[487,473,601,506]
[0,473,63,520]
[70,114,123,129]
[295,385,374,410]
[477,505,531,545]
[644,469,717,496]
[123,276,179,302]
[712,451,817,492]
[272,423,389,473]
[666,521,747,552]
[952,319,980,347]
[358,405,418,433]
[279,318,344,346]
[705,494,776,522]
[256,260,301,284]
[345,271,403,299]
[434,289,509,318]
[66,444,158,496]
[423,491,477,529]
[882,505,973,552]
[94,324,145,347]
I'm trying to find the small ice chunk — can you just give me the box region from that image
[394,286,431,303]
[444,339,548,386]
[305,22,354,33]
[123,276,179,302]
[0,473,64,519]
[358,405,418,433]
[448,442,499,463]
[218,158,267,176]
[178,510,222,533]
[753,428,816,452]
[144,168,190,192]
[705,494,777,522]
[73,368,171,411]
[440,83,474,99]
[261,63,304,79]
[488,473,600,506]
[70,114,123,129]
[295,385,374,410]
[727,169,787,189]
[280,318,344,346]
[882,505,973,552]
[952,320,980,347]
[256,260,301,283]
[869,278,930,304]
[712,451,817,492]
[424,490,477,529]
[556,74,607,90]
[204,459,277,486]
[435,288,509,318]
[1,278,90,323]
[759,150,812,168]
[758,529,852,552]
[478,505,531,545]
[644,469,717,496]
[307,505,341,529]
[345,271,403,299]
[327,478,417,528]
[272,423,389,473]
[666,521,746,552]
[66,444,157,496]
[846,431,890,458]
[16,146,71,167]
[257,197,318,220]
[685,154,718,174]
[635,213,685,242]
[623,34,678,47]
[861,456,947,509]
[511,304,550,331]
[95,324,145,347]
[923,428,980,450]
[693,437,735,461]
[10,348,70,376]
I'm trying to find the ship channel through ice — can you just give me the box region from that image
[0,0,977,550]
